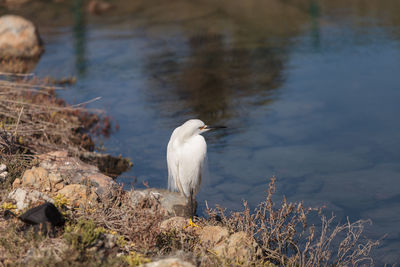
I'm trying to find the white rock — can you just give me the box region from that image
[0,163,7,172]
[130,189,192,217]
[143,258,195,267]
[8,188,54,210]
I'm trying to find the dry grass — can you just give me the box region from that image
[58,178,378,267]
[0,75,112,156]
[205,177,379,267]
[0,177,379,266]
[74,185,165,254]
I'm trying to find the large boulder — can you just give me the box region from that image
[36,150,116,196]
[0,15,43,58]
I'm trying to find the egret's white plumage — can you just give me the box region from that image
[167,119,209,199]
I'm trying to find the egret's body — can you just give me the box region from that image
[167,119,225,209]
[167,119,208,199]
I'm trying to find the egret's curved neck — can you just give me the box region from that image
[179,129,199,144]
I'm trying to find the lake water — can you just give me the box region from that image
[6,0,400,264]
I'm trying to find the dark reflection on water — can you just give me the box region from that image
[144,33,284,124]
[309,1,321,51]
[73,0,87,76]
[5,0,400,264]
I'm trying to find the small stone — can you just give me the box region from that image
[21,166,49,189]
[12,178,21,188]
[198,226,229,245]
[86,173,114,195]
[49,173,63,184]
[55,183,64,190]
[214,231,259,262]
[143,258,195,267]
[46,151,68,158]
[160,217,189,231]
[130,189,192,217]
[0,171,8,181]
[0,163,7,172]
[104,234,117,249]
[58,184,98,207]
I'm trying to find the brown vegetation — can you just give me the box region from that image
[204,178,379,266]
[0,177,379,266]
[0,74,111,156]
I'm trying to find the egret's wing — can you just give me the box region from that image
[167,127,180,192]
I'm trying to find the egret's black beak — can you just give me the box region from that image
[205,125,227,130]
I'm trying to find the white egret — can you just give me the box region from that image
[167,119,225,214]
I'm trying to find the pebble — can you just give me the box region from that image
[0,163,7,172]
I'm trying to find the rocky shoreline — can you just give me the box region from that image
[0,148,378,266]
[0,149,262,266]
[8,150,195,217]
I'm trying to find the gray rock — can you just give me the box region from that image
[130,189,193,217]
[8,188,54,211]
[143,257,195,267]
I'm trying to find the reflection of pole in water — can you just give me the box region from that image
[73,0,86,76]
[309,0,320,51]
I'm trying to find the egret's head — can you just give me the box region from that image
[181,119,226,138]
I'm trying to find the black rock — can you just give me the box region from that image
[3,202,65,235]
[19,202,65,226]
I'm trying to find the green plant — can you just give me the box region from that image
[123,251,151,266]
[54,193,69,209]
[1,201,17,210]
[64,219,104,253]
